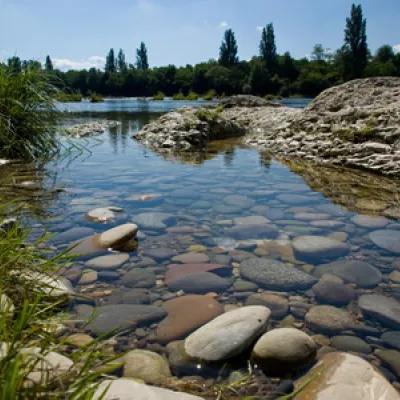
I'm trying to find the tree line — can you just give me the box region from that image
[5,4,400,98]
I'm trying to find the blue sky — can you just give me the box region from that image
[1,0,399,70]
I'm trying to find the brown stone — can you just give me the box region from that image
[171,252,210,264]
[164,264,231,285]
[155,295,224,344]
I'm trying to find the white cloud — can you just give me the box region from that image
[256,26,263,32]
[52,56,106,71]
[393,44,400,53]
[219,21,228,29]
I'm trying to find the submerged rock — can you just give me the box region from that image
[370,230,400,254]
[305,305,353,334]
[168,272,231,294]
[359,294,400,329]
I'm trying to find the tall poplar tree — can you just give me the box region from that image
[259,23,277,71]
[105,48,116,73]
[136,42,149,70]
[45,55,53,71]
[343,4,368,79]
[219,29,239,67]
[117,49,127,72]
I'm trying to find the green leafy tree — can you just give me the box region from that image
[105,48,116,73]
[343,4,369,79]
[45,55,53,71]
[279,52,299,82]
[219,29,239,67]
[375,45,395,63]
[260,23,277,71]
[311,44,326,62]
[249,61,271,95]
[136,42,149,70]
[117,49,127,73]
[7,56,22,73]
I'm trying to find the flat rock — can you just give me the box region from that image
[122,270,156,288]
[277,195,319,205]
[245,293,289,319]
[294,352,400,400]
[165,264,231,285]
[86,207,122,222]
[352,215,389,229]
[184,306,270,361]
[234,216,270,225]
[224,224,279,240]
[305,305,353,334]
[88,304,167,335]
[52,227,95,245]
[239,258,317,291]
[171,252,210,264]
[252,328,317,376]
[223,195,254,209]
[155,295,224,343]
[123,350,171,384]
[77,270,97,285]
[370,230,400,254]
[96,224,138,248]
[375,349,400,378]
[330,336,372,354]
[93,379,204,400]
[143,247,177,261]
[168,272,231,294]
[133,212,174,229]
[318,260,382,288]
[292,236,350,262]
[359,294,400,329]
[381,331,400,351]
[85,253,130,270]
[312,280,357,306]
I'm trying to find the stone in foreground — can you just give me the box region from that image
[293,352,400,400]
[184,306,270,362]
[359,294,400,329]
[239,258,317,291]
[252,328,317,376]
[93,379,205,400]
[305,305,353,334]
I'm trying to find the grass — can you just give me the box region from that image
[336,117,378,143]
[88,92,104,103]
[54,92,83,103]
[172,91,186,100]
[0,65,60,160]
[172,91,199,101]
[202,89,217,101]
[264,94,283,101]
[152,91,165,101]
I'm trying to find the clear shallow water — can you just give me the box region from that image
[2,101,400,390]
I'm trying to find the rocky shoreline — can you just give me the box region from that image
[133,77,400,177]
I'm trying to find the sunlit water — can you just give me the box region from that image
[2,98,400,389]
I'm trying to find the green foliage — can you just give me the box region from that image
[44,55,53,71]
[117,49,127,73]
[172,91,186,100]
[202,89,216,100]
[249,61,271,95]
[136,42,149,70]
[219,29,239,67]
[336,117,378,143]
[264,94,282,100]
[260,23,277,71]
[0,66,59,160]
[105,48,116,73]
[54,91,83,102]
[186,91,198,101]
[152,91,165,100]
[195,105,223,123]
[88,92,104,103]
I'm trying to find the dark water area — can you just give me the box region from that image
[2,97,400,391]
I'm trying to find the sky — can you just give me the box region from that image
[1,0,399,70]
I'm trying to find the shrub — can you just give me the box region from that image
[88,92,104,103]
[202,89,216,101]
[0,66,60,160]
[264,94,283,101]
[172,91,186,100]
[54,91,83,102]
[152,91,165,101]
[186,91,198,101]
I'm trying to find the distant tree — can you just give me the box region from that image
[22,60,42,71]
[105,48,116,73]
[219,29,239,67]
[117,49,127,72]
[136,42,149,70]
[45,55,54,71]
[7,56,22,73]
[279,52,299,81]
[375,45,395,63]
[259,23,277,71]
[249,61,271,95]
[311,44,326,62]
[343,3,369,79]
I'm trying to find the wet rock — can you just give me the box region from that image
[123,350,171,384]
[96,223,138,248]
[93,378,204,400]
[155,295,224,343]
[305,305,353,334]
[223,195,254,209]
[370,230,400,254]
[170,188,199,198]
[88,304,167,335]
[77,269,98,285]
[233,280,259,292]
[245,293,289,319]
[375,349,400,378]
[184,306,270,362]
[359,294,400,329]
[352,215,389,229]
[168,272,231,294]
[165,263,231,285]
[312,280,356,306]
[292,236,350,262]
[225,223,279,240]
[97,271,120,281]
[384,206,400,220]
[52,227,96,245]
[108,289,150,305]
[239,258,317,291]
[233,215,270,225]
[171,252,210,264]
[381,331,400,351]
[318,260,382,288]
[166,341,202,375]
[65,333,94,348]
[277,194,319,205]
[133,212,174,229]
[330,336,372,354]
[389,270,400,283]
[122,270,156,288]
[252,328,317,376]
[293,352,400,400]
[143,247,178,261]
[85,253,129,270]
[86,207,123,222]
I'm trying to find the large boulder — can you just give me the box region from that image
[292,236,350,262]
[251,328,317,376]
[93,379,205,400]
[293,352,400,400]
[239,258,317,291]
[184,306,270,362]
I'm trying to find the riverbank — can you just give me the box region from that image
[133,77,400,177]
